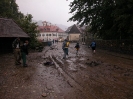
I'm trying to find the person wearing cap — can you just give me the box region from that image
[12,37,21,65]
[21,40,29,67]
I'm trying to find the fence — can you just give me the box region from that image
[87,39,133,55]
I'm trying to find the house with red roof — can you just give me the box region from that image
[36,21,67,42]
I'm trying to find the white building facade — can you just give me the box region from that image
[37,24,68,42]
[37,32,68,42]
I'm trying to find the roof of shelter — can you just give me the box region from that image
[0,18,29,37]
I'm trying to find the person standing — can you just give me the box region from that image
[57,39,58,43]
[48,39,52,46]
[75,42,80,55]
[21,40,29,67]
[62,39,69,59]
[90,41,96,53]
[12,37,21,65]
[52,39,55,44]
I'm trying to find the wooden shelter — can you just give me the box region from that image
[0,18,29,53]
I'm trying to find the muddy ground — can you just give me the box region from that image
[0,42,133,99]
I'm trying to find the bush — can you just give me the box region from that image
[29,40,43,49]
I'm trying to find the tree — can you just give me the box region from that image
[0,0,19,19]
[111,0,133,39]
[69,0,133,40]
[18,14,40,48]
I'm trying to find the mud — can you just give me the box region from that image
[0,42,133,99]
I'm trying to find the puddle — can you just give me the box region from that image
[79,57,86,61]
[70,58,76,61]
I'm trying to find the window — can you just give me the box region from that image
[47,28,50,31]
[40,29,43,32]
[37,34,41,37]
[46,34,48,36]
[42,34,45,36]
[49,34,51,36]
[53,34,56,36]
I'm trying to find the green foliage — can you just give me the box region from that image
[69,0,133,40]
[18,14,39,49]
[29,40,42,49]
[0,0,19,19]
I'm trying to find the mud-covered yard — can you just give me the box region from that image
[0,42,133,99]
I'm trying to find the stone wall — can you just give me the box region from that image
[87,39,133,55]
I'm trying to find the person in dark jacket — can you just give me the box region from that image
[21,40,29,67]
[12,37,21,65]
[75,42,80,55]
[90,41,96,53]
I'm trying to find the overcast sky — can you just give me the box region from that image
[16,0,76,26]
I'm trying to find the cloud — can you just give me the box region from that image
[16,0,77,26]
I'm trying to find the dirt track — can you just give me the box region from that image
[0,42,133,99]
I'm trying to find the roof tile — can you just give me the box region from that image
[37,25,64,33]
[0,18,29,37]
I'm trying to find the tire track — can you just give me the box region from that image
[50,55,98,99]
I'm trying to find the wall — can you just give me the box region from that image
[87,39,133,55]
[69,34,80,41]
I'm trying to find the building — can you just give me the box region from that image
[37,21,68,42]
[65,24,81,42]
[0,18,29,53]
[80,26,87,44]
